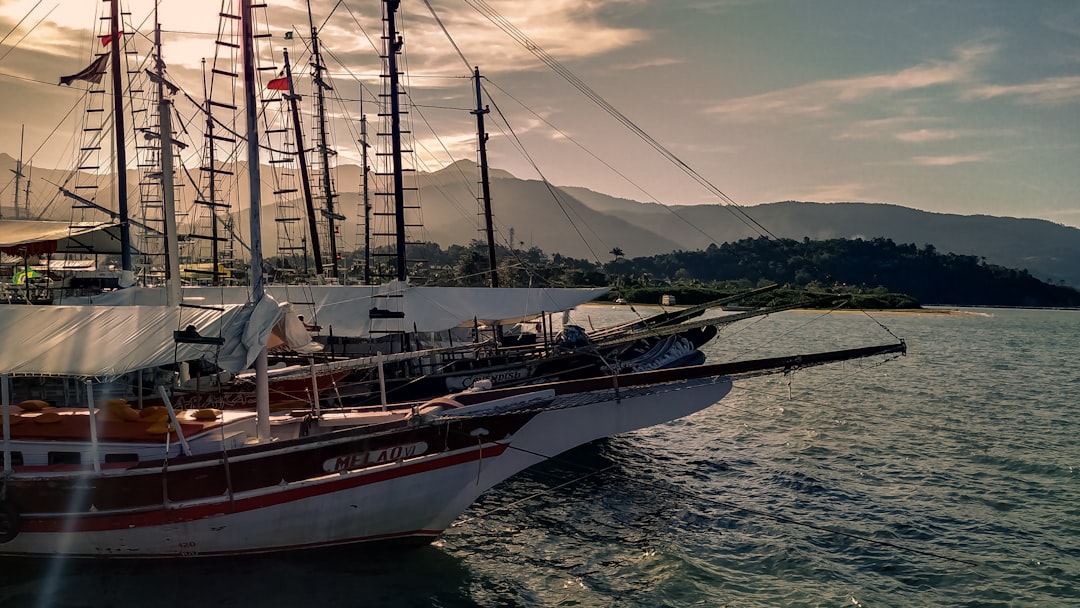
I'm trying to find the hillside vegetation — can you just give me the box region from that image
[380,236,1080,308]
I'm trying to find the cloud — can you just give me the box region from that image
[964,76,1080,106]
[833,115,931,141]
[611,57,683,71]
[1041,4,1080,37]
[706,42,996,122]
[895,129,966,143]
[795,182,869,202]
[684,0,769,16]
[385,0,651,77]
[910,154,989,166]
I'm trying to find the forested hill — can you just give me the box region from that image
[604,237,1080,308]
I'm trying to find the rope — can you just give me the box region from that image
[462,0,779,242]
[0,1,51,64]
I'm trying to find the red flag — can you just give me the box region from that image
[267,77,290,91]
[100,32,124,46]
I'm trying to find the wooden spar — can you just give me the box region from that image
[307,2,339,279]
[155,15,181,307]
[472,67,498,288]
[200,59,222,285]
[361,111,372,284]
[200,58,219,282]
[385,0,407,281]
[109,0,132,273]
[9,126,22,220]
[240,0,270,442]
[282,47,325,277]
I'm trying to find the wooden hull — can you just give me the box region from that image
[144,369,352,412]
[0,376,732,558]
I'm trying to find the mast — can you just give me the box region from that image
[23,166,31,219]
[240,0,270,442]
[109,0,132,273]
[385,0,407,281]
[472,67,498,288]
[307,1,339,280]
[154,11,180,307]
[361,111,372,284]
[9,126,23,220]
[200,59,221,285]
[282,47,324,277]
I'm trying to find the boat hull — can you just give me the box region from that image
[0,377,731,558]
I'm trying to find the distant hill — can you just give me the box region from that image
[557,189,1080,289]
[4,153,1078,287]
[614,237,1080,308]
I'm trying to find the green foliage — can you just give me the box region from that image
[599,237,1080,307]
[330,236,1080,308]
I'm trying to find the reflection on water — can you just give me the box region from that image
[5,544,478,608]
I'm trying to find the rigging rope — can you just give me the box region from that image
[0,1,52,65]
[420,0,605,267]
[462,0,779,242]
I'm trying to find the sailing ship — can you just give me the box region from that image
[0,298,903,557]
[0,0,908,558]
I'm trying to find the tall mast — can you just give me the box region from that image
[109,0,132,273]
[282,47,324,277]
[240,0,270,441]
[361,111,372,285]
[307,1,339,279]
[201,59,221,285]
[385,0,407,281]
[472,67,498,288]
[154,10,180,306]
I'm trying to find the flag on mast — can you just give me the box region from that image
[58,53,111,87]
[267,77,290,91]
[100,32,125,46]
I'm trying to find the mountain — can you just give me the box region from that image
[5,153,1078,287]
[415,163,1080,288]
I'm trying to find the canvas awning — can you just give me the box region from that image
[0,296,286,381]
[0,219,124,256]
[82,282,610,338]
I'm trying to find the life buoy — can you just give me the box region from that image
[0,500,19,543]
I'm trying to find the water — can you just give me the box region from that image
[3,307,1078,607]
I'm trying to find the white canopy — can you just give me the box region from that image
[0,296,284,380]
[0,219,124,254]
[80,282,609,338]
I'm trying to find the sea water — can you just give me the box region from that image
[3,307,1077,607]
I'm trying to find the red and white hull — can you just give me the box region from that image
[0,376,731,558]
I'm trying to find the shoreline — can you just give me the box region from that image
[583,301,1078,314]
[580,302,972,316]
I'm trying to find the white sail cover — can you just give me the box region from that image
[0,296,284,380]
[82,283,609,338]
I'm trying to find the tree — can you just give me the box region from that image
[610,246,624,260]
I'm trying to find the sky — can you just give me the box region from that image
[1,0,1079,228]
